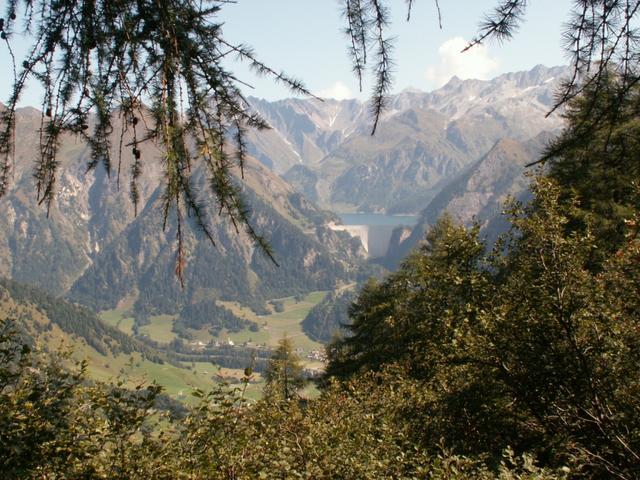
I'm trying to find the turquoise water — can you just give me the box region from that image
[338,213,419,226]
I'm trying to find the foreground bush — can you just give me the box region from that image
[1,316,570,479]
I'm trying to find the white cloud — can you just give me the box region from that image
[426,37,499,88]
[318,81,353,100]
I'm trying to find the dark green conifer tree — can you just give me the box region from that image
[542,72,640,267]
[263,335,305,401]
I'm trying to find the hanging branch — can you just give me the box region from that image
[464,0,527,52]
[0,0,317,282]
[465,0,640,115]
[344,0,368,91]
[341,0,445,132]
[4,0,640,281]
[368,0,394,135]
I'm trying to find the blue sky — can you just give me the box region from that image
[219,0,573,100]
[1,0,573,105]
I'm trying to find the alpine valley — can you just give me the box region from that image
[0,65,568,388]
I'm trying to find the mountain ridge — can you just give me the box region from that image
[245,65,568,214]
[0,108,366,315]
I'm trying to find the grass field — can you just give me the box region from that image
[1,305,226,404]
[217,291,326,353]
[4,285,325,404]
[100,310,178,345]
[100,291,327,355]
[85,355,264,404]
[93,290,331,399]
[139,314,177,344]
[100,307,134,335]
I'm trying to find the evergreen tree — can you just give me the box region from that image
[486,177,640,477]
[326,214,491,381]
[302,288,357,343]
[263,336,305,401]
[325,171,640,476]
[542,72,640,267]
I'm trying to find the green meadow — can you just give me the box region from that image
[94,291,329,400]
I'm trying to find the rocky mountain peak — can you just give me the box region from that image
[245,65,568,214]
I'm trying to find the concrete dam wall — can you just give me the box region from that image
[329,223,398,258]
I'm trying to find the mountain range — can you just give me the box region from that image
[0,108,365,318]
[247,64,566,215]
[0,64,568,320]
